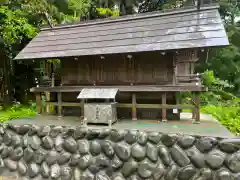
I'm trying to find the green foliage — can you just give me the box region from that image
[202,101,240,136]
[0,102,36,122]
[68,0,92,19]
[0,6,38,45]
[96,8,120,17]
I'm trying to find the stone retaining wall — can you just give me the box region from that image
[0,124,239,180]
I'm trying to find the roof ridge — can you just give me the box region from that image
[41,4,219,31]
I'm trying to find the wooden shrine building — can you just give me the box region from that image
[15,4,229,123]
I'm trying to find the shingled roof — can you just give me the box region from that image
[15,5,229,60]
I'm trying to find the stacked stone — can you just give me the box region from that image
[0,124,239,180]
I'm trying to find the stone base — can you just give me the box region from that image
[0,124,239,180]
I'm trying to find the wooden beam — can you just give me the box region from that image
[36,92,42,114]
[132,93,137,120]
[57,92,62,117]
[162,92,167,122]
[45,101,194,109]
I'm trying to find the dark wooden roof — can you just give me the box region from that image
[15,5,229,60]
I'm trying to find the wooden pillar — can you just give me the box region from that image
[173,56,177,85]
[57,92,62,118]
[193,92,200,124]
[176,92,181,120]
[192,92,196,119]
[132,93,137,120]
[162,92,167,122]
[36,92,42,115]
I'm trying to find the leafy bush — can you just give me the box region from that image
[202,102,240,136]
[0,102,36,122]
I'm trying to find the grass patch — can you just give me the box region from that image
[201,105,240,136]
[0,105,36,122]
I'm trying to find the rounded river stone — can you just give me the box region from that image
[33,148,47,164]
[152,162,165,180]
[50,126,63,138]
[115,142,131,161]
[28,135,41,150]
[58,152,71,165]
[28,163,39,178]
[62,127,75,138]
[137,131,148,145]
[178,165,196,180]
[42,136,54,149]
[55,135,64,152]
[165,164,179,180]
[60,166,72,180]
[17,124,30,135]
[196,137,217,153]
[177,135,195,149]
[10,146,23,161]
[11,134,22,148]
[4,159,17,171]
[205,150,226,169]
[86,129,100,140]
[51,164,61,179]
[38,125,51,137]
[23,147,34,162]
[112,173,125,180]
[18,161,27,176]
[81,170,94,180]
[78,140,89,154]
[138,162,153,178]
[131,144,146,161]
[110,129,126,142]
[88,164,101,174]
[215,169,233,180]
[28,125,40,135]
[101,140,115,159]
[98,129,110,139]
[227,151,240,173]
[90,140,101,156]
[122,159,138,177]
[195,168,212,180]
[63,137,78,153]
[125,130,139,144]
[219,141,239,153]
[148,132,161,144]
[186,146,206,168]
[3,132,12,145]
[74,127,87,139]
[95,155,110,168]
[78,154,91,170]
[170,145,190,167]
[161,134,178,147]
[146,143,158,162]
[96,172,111,180]
[40,162,50,178]
[158,145,171,166]
[46,150,59,165]
[1,146,13,159]
[69,153,80,166]
[112,155,123,169]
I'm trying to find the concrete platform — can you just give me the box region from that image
[7,112,234,138]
